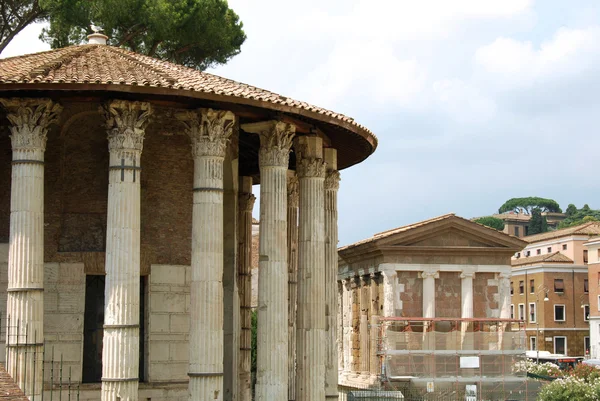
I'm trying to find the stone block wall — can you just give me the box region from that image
[396,271,422,317]
[147,264,190,382]
[474,273,499,318]
[0,244,7,361]
[435,272,461,318]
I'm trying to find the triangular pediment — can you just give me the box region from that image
[373,214,527,251]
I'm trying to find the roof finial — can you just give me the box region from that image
[87,24,108,45]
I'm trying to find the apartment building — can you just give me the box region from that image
[510,222,600,356]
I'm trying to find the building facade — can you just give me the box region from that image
[0,36,377,401]
[337,214,526,395]
[510,222,600,357]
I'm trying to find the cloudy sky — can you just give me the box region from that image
[3,0,600,245]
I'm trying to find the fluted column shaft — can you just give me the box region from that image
[295,136,326,401]
[178,108,235,401]
[498,273,511,319]
[2,98,61,400]
[342,279,352,375]
[369,274,380,377]
[324,150,339,399]
[100,100,151,401]
[359,275,370,375]
[243,121,295,401]
[461,272,474,319]
[420,271,438,319]
[287,173,299,401]
[237,177,255,401]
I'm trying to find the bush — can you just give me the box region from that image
[536,376,600,401]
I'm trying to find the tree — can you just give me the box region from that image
[498,197,562,215]
[558,205,600,229]
[474,216,505,231]
[0,1,51,54]
[566,204,577,217]
[528,208,548,235]
[1,0,246,71]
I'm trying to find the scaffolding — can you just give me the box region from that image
[377,317,534,400]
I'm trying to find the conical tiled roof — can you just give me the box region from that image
[0,44,377,169]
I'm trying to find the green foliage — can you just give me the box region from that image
[569,363,600,383]
[537,376,600,401]
[558,205,600,229]
[566,204,577,217]
[474,216,505,231]
[498,197,562,214]
[0,0,246,70]
[529,208,549,235]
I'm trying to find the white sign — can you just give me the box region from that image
[426,382,434,393]
[465,384,477,401]
[460,356,480,369]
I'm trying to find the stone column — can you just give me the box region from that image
[178,108,234,401]
[287,172,299,401]
[237,177,255,401]
[351,277,361,374]
[497,272,511,349]
[337,281,344,373]
[342,278,353,376]
[370,273,381,378]
[359,275,370,376]
[324,148,340,399]
[295,135,326,401]
[243,121,295,400]
[460,272,475,349]
[420,271,439,318]
[101,100,152,401]
[1,98,61,400]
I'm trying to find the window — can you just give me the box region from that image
[563,244,567,250]
[529,302,537,323]
[519,304,525,321]
[530,336,537,351]
[510,282,514,295]
[519,281,524,294]
[585,279,589,293]
[526,250,531,257]
[554,336,567,355]
[537,249,541,255]
[510,304,515,319]
[554,305,566,322]
[584,305,590,321]
[584,250,589,264]
[585,337,591,355]
[530,279,535,294]
[525,226,529,236]
[554,279,564,293]
[514,227,520,237]
[598,296,600,311]
[516,252,521,258]
[547,247,552,253]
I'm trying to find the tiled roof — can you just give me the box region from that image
[0,364,28,400]
[524,222,600,243]
[512,251,573,266]
[492,213,531,222]
[0,44,376,148]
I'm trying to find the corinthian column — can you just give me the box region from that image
[324,148,340,399]
[237,177,255,401]
[420,271,439,318]
[178,108,234,401]
[1,98,61,400]
[287,172,299,401]
[242,121,295,401]
[100,100,151,401]
[295,136,326,401]
[497,272,511,349]
[460,271,475,349]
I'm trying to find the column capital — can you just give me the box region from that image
[297,157,326,178]
[420,271,439,280]
[287,173,299,208]
[460,272,475,279]
[101,100,152,154]
[497,273,511,280]
[324,170,341,190]
[239,192,256,213]
[243,121,295,167]
[177,108,235,158]
[360,274,371,285]
[0,98,62,153]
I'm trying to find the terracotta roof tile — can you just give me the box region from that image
[512,251,573,266]
[0,44,376,146]
[524,222,600,243]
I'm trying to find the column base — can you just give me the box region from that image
[101,380,138,401]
